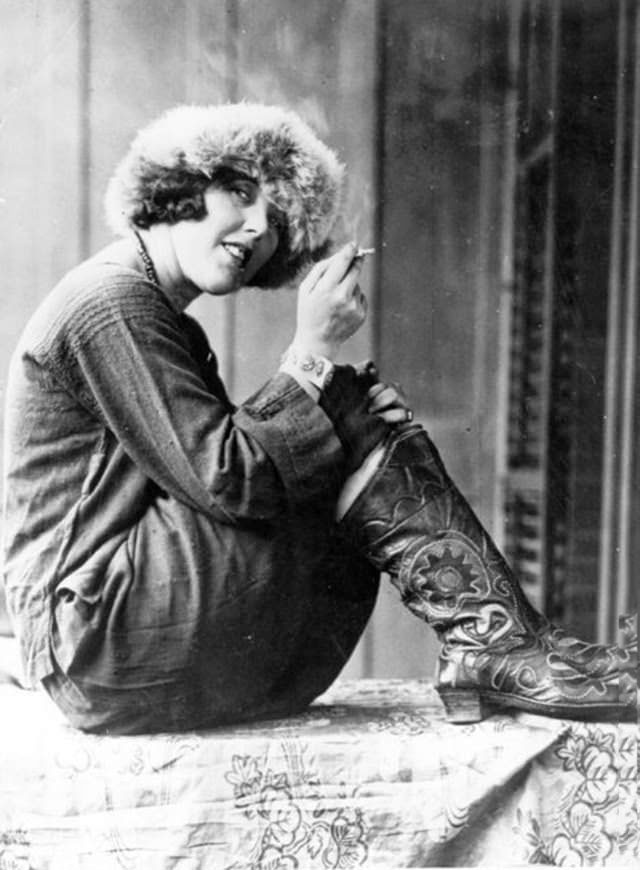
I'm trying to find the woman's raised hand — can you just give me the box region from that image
[293,242,368,359]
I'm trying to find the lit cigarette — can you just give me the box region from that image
[355,247,375,257]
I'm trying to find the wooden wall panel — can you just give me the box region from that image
[87,0,192,253]
[368,0,509,677]
[597,0,640,638]
[0,0,84,632]
[554,0,617,637]
[380,0,507,495]
[0,0,83,352]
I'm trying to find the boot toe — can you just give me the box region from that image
[436,645,637,724]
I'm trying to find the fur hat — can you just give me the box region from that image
[104,103,345,287]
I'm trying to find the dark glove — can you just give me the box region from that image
[320,361,389,474]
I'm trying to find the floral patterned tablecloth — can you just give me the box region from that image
[0,679,637,869]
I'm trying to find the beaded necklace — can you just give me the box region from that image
[133,230,159,285]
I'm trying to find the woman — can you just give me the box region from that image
[2,104,634,734]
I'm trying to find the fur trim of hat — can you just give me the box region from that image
[104,103,345,287]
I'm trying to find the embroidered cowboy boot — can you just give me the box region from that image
[340,426,636,723]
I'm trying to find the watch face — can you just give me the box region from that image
[281,348,334,390]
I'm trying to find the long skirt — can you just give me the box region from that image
[44,494,378,734]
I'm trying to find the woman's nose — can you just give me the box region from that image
[243,198,271,238]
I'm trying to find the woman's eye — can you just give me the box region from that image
[231,184,256,204]
[232,187,250,203]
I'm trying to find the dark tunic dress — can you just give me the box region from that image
[2,258,383,733]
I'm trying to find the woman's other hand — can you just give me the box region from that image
[367,381,413,425]
[293,242,367,359]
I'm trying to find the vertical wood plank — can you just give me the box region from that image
[597,0,626,640]
[494,0,521,549]
[0,0,84,631]
[0,0,84,327]
[597,0,638,639]
[473,0,513,545]
[86,0,191,252]
[380,0,506,499]
[0,0,84,443]
[615,0,639,622]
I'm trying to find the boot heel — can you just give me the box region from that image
[438,688,490,723]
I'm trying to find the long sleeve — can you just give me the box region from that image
[31,270,346,522]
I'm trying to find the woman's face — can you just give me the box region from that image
[169,177,280,296]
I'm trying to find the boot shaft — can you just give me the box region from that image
[339,426,542,646]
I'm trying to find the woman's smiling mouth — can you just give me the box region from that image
[221,242,251,268]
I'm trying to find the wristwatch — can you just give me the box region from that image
[280,346,335,392]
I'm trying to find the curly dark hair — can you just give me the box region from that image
[132,165,210,228]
